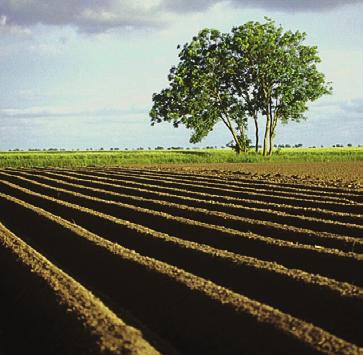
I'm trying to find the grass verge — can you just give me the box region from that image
[0,147,362,168]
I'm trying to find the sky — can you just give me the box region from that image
[0,0,362,150]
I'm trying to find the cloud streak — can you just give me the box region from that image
[0,106,147,119]
[0,0,360,33]
[0,1,165,33]
[227,0,361,13]
[340,98,363,114]
[162,0,360,13]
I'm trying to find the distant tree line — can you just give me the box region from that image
[6,144,358,153]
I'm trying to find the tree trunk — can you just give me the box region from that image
[221,114,242,154]
[231,126,242,154]
[235,144,242,155]
[268,115,278,156]
[253,113,259,153]
[237,119,247,154]
[262,114,271,156]
[268,123,273,156]
[268,133,274,155]
[262,85,271,157]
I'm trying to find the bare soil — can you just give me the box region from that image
[0,166,361,354]
[138,161,362,189]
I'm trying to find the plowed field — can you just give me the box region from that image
[0,167,362,354]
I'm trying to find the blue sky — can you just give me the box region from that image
[0,0,362,150]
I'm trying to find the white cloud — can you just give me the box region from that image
[0,0,166,33]
[0,0,360,33]
[0,15,6,25]
[340,98,363,114]
[0,13,31,35]
[0,105,147,118]
[227,0,361,13]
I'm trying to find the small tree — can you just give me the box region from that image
[230,19,332,155]
[150,29,249,154]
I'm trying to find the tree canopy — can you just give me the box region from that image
[150,18,332,155]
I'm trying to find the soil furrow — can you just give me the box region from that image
[51,169,362,214]
[0,193,362,351]
[112,167,362,196]
[20,169,361,225]
[1,193,359,354]
[88,167,362,203]
[1,171,361,254]
[0,179,361,288]
[12,170,363,240]
[0,222,159,355]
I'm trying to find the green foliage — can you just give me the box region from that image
[150,18,332,156]
[231,18,331,117]
[150,28,248,153]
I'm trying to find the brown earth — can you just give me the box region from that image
[136,161,362,189]
[0,166,362,354]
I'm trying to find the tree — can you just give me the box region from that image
[150,29,250,154]
[230,18,332,155]
[150,19,332,156]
